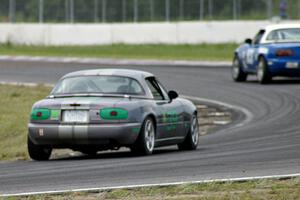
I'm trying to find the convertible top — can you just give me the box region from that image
[62,69,154,82]
[264,24,300,32]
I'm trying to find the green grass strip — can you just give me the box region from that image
[0,44,237,61]
[0,84,51,160]
[4,178,300,200]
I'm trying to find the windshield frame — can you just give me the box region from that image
[50,75,146,96]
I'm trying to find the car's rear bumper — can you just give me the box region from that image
[28,122,142,146]
[268,58,300,76]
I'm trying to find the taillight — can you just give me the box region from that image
[110,111,118,117]
[100,108,128,120]
[31,108,51,120]
[276,49,293,57]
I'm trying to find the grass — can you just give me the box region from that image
[4,178,300,200]
[0,43,237,61]
[0,84,51,160]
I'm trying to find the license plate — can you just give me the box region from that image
[286,62,298,69]
[62,110,89,123]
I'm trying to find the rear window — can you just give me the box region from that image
[266,28,300,42]
[51,75,144,95]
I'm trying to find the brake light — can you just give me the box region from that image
[36,112,42,117]
[110,111,118,116]
[100,108,128,120]
[276,49,293,57]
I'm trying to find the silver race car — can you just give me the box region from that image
[28,69,199,160]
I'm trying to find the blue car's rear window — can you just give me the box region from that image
[267,28,300,42]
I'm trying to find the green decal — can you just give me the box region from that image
[51,110,60,120]
[162,110,179,131]
[100,108,128,120]
[184,123,189,128]
[166,125,177,131]
[31,108,51,120]
[162,113,167,123]
[132,127,140,134]
[163,110,179,123]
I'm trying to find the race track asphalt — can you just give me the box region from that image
[0,60,300,195]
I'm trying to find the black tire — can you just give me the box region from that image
[27,136,52,161]
[79,147,98,156]
[257,56,272,84]
[79,149,98,156]
[178,114,199,151]
[232,55,247,82]
[130,117,155,156]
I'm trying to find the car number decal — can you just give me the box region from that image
[246,49,255,65]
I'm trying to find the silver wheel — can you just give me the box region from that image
[145,119,155,152]
[131,117,156,155]
[257,60,264,82]
[232,56,247,82]
[177,114,199,151]
[232,58,240,79]
[257,57,271,84]
[191,116,199,145]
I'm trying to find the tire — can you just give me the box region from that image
[232,55,247,82]
[178,114,199,151]
[130,117,155,156]
[79,149,98,156]
[257,57,272,84]
[27,136,52,161]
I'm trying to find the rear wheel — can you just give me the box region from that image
[27,136,52,161]
[79,148,98,156]
[232,55,247,82]
[130,117,155,156]
[257,57,272,84]
[178,114,199,151]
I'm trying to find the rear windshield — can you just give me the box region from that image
[51,75,144,95]
[266,28,300,42]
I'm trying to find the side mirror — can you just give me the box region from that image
[168,90,178,101]
[244,38,252,45]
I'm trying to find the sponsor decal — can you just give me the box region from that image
[163,110,179,123]
[258,47,269,54]
[163,110,179,131]
[166,125,177,131]
[132,127,140,134]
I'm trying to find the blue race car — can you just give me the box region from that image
[232,24,300,84]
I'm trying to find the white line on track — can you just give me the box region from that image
[2,173,300,197]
